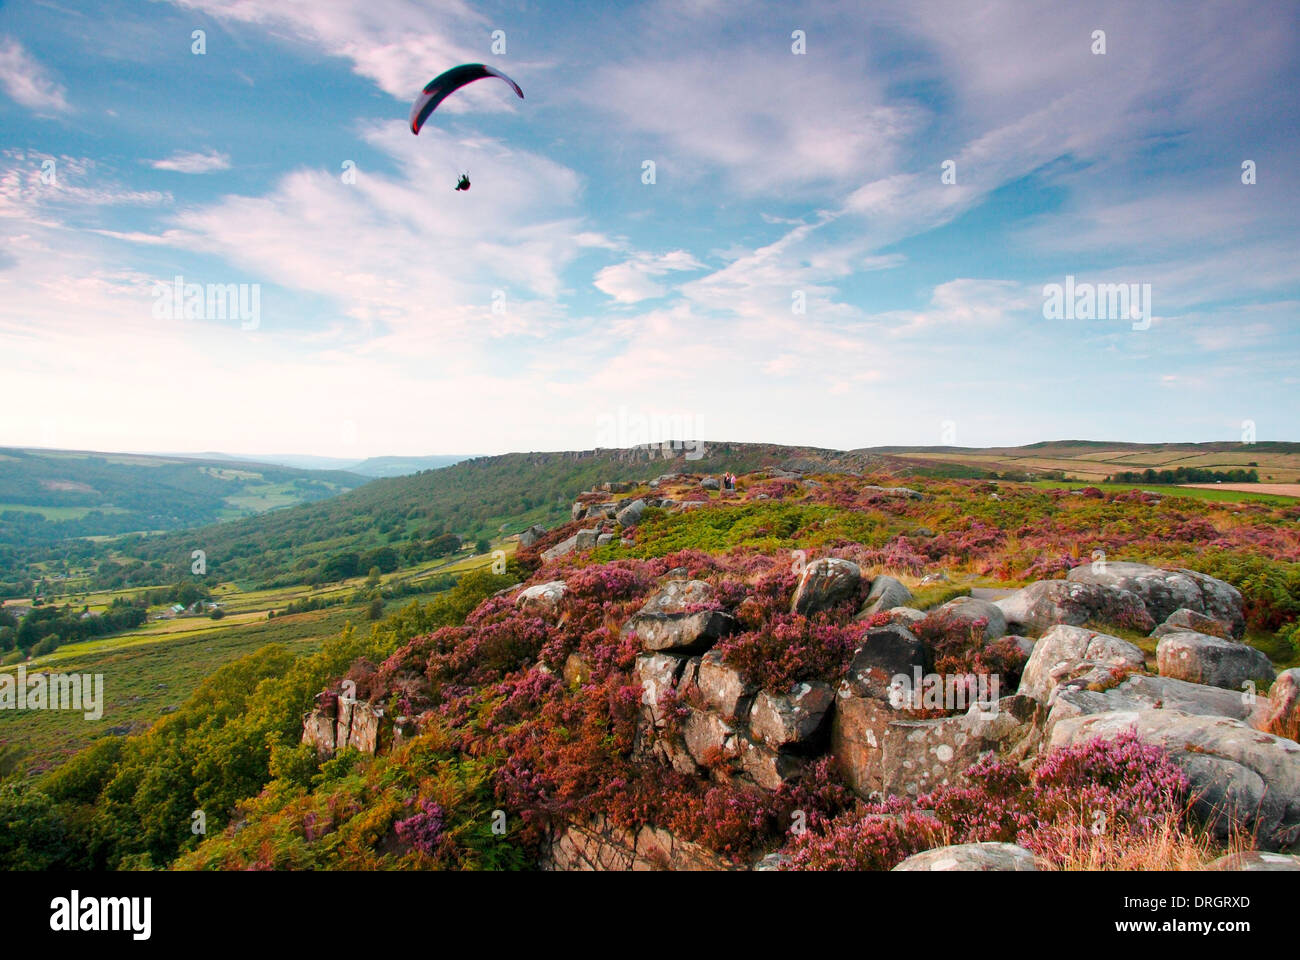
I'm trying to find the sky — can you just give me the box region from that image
[0,0,1297,459]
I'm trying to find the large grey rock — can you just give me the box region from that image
[749,682,834,750]
[541,535,579,561]
[880,696,1041,798]
[1156,631,1276,691]
[791,558,862,615]
[700,477,721,491]
[893,842,1039,872]
[695,650,756,721]
[1066,561,1244,638]
[630,580,737,653]
[930,596,1008,640]
[1045,673,1261,740]
[615,498,647,527]
[996,579,1154,634]
[843,624,927,701]
[516,580,568,617]
[861,485,924,500]
[856,575,913,620]
[1017,624,1147,704]
[1049,709,1300,851]
[574,528,601,550]
[1151,607,1233,640]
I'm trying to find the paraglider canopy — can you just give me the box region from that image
[409,63,524,135]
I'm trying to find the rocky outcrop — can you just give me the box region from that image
[1156,631,1276,691]
[544,817,736,871]
[1065,561,1245,638]
[791,558,861,615]
[1049,709,1300,850]
[695,650,757,721]
[1017,624,1147,704]
[301,695,387,757]
[541,535,579,562]
[892,842,1039,872]
[630,580,736,653]
[996,579,1153,634]
[750,683,834,750]
[880,695,1041,797]
[517,523,547,548]
[615,498,647,527]
[1208,851,1300,871]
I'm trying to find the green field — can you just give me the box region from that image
[1026,480,1299,504]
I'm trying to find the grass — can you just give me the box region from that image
[0,602,365,776]
[0,502,130,520]
[1026,480,1297,505]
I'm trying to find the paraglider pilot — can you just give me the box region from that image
[455,173,470,191]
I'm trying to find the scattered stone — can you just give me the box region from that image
[701,477,721,490]
[843,624,927,701]
[541,535,579,561]
[996,579,1153,634]
[615,498,647,527]
[1151,607,1233,640]
[856,575,912,620]
[791,558,862,615]
[1065,561,1244,638]
[893,842,1039,872]
[1252,668,1299,739]
[930,596,1008,640]
[517,580,567,617]
[574,528,601,550]
[1156,631,1276,691]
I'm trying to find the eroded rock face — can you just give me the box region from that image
[791,558,861,615]
[1156,631,1276,691]
[1049,709,1300,851]
[892,842,1039,872]
[930,596,1008,640]
[695,650,756,721]
[574,528,601,550]
[1017,624,1146,704]
[517,524,547,548]
[880,696,1040,798]
[831,692,895,797]
[683,708,739,766]
[996,579,1153,635]
[1065,561,1244,638]
[857,575,913,620]
[739,739,806,791]
[517,580,567,617]
[750,682,834,750]
[630,580,737,653]
[636,653,687,727]
[543,816,734,871]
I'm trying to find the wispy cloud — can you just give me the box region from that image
[0,37,69,114]
[149,150,231,174]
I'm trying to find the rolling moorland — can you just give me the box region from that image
[0,440,1298,871]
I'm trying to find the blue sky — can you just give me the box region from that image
[1,0,1297,458]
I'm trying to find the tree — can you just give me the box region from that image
[475,538,491,555]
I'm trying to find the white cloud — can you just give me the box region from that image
[150,150,231,174]
[593,249,704,303]
[0,37,69,114]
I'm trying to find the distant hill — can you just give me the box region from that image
[0,447,366,550]
[170,452,473,477]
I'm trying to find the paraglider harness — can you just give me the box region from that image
[455,173,471,191]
